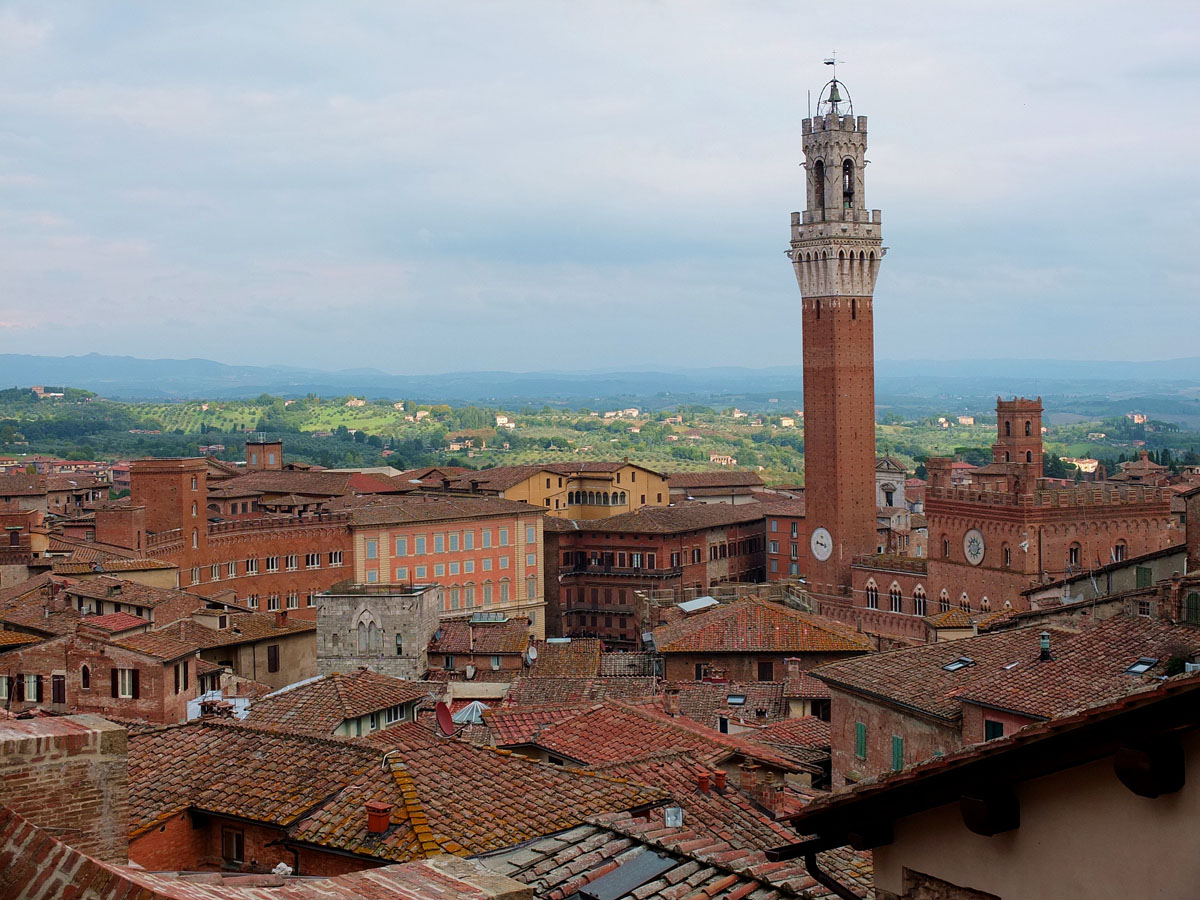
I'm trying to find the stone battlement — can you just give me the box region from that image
[927,483,1169,508]
[803,114,868,134]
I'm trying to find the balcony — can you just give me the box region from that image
[560,563,683,579]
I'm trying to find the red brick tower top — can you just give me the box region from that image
[788,76,884,597]
[992,396,1044,482]
[246,436,283,471]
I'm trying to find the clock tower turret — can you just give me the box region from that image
[787,75,885,597]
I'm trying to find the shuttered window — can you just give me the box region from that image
[891,735,904,771]
[855,722,867,759]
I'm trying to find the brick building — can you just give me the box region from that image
[764,500,808,581]
[813,613,1200,787]
[842,397,1178,641]
[546,504,769,648]
[426,613,532,680]
[345,495,548,634]
[786,80,885,599]
[651,597,871,683]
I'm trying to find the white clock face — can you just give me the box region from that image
[811,526,833,562]
[963,528,986,566]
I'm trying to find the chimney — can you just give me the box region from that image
[1039,630,1053,661]
[275,610,288,627]
[738,761,760,793]
[366,800,393,834]
[785,657,801,675]
[712,770,727,792]
[664,688,680,717]
[696,772,711,794]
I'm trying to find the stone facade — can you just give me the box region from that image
[317,582,443,679]
[789,93,884,598]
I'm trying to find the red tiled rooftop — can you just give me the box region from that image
[241,670,434,736]
[80,611,148,633]
[653,597,873,655]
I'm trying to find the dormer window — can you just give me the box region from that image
[942,656,975,672]
[1125,657,1158,675]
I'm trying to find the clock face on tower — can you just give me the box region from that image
[811,527,833,562]
[963,528,986,566]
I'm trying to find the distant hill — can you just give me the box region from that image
[1,352,1198,412]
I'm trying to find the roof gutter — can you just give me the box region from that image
[805,851,861,900]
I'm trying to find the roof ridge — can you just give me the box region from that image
[385,758,463,857]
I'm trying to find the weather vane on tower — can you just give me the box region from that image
[817,51,852,118]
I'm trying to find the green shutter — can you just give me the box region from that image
[891,735,903,771]
[1186,593,1200,626]
[1136,566,1152,588]
[855,722,867,759]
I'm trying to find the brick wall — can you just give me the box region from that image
[830,688,959,787]
[959,702,1039,745]
[662,650,856,683]
[0,715,128,863]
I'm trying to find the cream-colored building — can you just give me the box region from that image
[445,462,670,520]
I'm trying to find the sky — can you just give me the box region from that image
[1,2,1198,374]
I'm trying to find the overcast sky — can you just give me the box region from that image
[1,2,1197,373]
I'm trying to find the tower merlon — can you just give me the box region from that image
[802,114,868,134]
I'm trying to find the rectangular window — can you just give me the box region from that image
[395,566,408,581]
[191,567,201,585]
[434,534,445,553]
[465,585,475,606]
[483,583,493,604]
[791,543,798,559]
[526,553,536,568]
[499,556,509,570]
[791,522,799,538]
[415,565,427,579]
[266,556,279,573]
[0,677,6,701]
[286,593,298,609]
[491,654,502,670]
[267,595,280,610]
[365,541,378,560]
[434,563,445,577]
[770,519,778,532]
[670,552,680,567]
[770,559,778,572]
[498,527,509,546]
[500,581,511,602]
[447,533,459,552]
[855,722,867,759]
[757,661,773,681]
[115,668,136,699]
[210,563,220,580]
[52,674,65,705]
[247,558,259,574]
[1136,566,1153,588]
[482,558,492,572]
[222,828,244,863]
[329,550,343,566]
[984,720,1005,741]
[526,525,536,544]
[464,560,474,574]
[247,594,259,609]
[526,576,536,598]
[444,655,454,669]
[395,536,408,556]
[464,531,474,550]
[481,529,492,549]
[386,704,402,723]
[305,552,320,568]
[415,536,426,555]
[366,570,379,583]
[227,561,237,578]
[267,645,280,673]
[449,562,460,575]
[891,735,904,771]
[769,541,779,554]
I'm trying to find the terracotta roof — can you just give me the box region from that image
[66,577,203,611]
[115,632,199,661]
[502,676,658,707]
[80,611,149,633]
[555,503,772,535]
[128,720,450,862]
[242,670,434,736]
[0,630,41,647]
[51,557,176,574]
[654,680,787,729]
[517,700,803,770]
[153,611,315,650]
[598,651,657,677]
[749,716,832,767]
[429,616,531,655]
[527,637,602,676]
[340,495,544,527]
[668,470,766,488]
[654,598,873,655]
[783,668,831,700]
[922,607,974,628]
[354,723,666,854]
[214,469,360,497]
[482,703,588,745]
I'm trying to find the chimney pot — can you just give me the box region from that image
[366,800,393,834]
[712,770,727,791]
[275,610,288,627]
[738,761,760,792]
[696,772,711,794]
[1039,630,1053,661]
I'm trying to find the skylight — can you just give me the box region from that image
[942,656,975,672]
[727,694,746,705]
[1125,657,1159,675]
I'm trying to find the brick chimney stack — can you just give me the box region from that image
[366,800,393,834]
[275,610,288,627]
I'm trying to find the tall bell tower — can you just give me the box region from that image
[788,76,884,596]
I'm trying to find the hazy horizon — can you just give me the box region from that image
[2,2,1198,371]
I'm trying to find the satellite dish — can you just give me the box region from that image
[465,664,476,680]
[434,701,455,736]
[526,644,538,661]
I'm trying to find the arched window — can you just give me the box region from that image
[192,529,198,549]
[980,596,991,611]
[1113,541,1127,562]
[603,492,610,505]
[191,502,197,517]
[865,580,879,610]
[1026,450,1033,463]
[942,536,950,558]
[913,586,927,617]
[368,622,379,653]
[620,492,627,504]
[939,589,950,613]
[1003,544,1012,567]
[81,665,91,690]
[357,621,368,653]
[889,582,903,613]
[960,592,971,611]
[1025,421,1032,436]
[812,159,826,213]
[1068,543,1081,568]
[842,159,855,208]
[1003,451,1010,462]
[1005,421,1011,437]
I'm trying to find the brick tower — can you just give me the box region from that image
[788,77,884,596]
